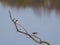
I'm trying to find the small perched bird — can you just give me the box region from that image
[15,20,19,24]
[32,32,37,37]
[32,32,37,34]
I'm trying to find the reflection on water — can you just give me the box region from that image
[0,0,60,16]
[33,7,60,18]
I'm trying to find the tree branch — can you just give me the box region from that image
[9,10,51,45]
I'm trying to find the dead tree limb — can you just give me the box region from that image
[9,10,51,45]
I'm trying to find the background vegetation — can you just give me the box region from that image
[0,0,60,9]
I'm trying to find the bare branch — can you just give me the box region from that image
[40,40,51,45]
[9,10,51,45]
[17,23,28,33]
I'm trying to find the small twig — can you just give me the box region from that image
[17,23,28,33]
[31,34,41,40]
[9,10,51,45]
[40,40,51,45]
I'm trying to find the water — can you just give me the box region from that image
[0,2,60,45]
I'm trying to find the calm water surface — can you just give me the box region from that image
[0,2,60,45]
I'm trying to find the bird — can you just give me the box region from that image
[32,32,37,37]
[32,32,37,35]
[15,19,19,24]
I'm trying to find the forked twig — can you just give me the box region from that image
[9,10,51,45]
